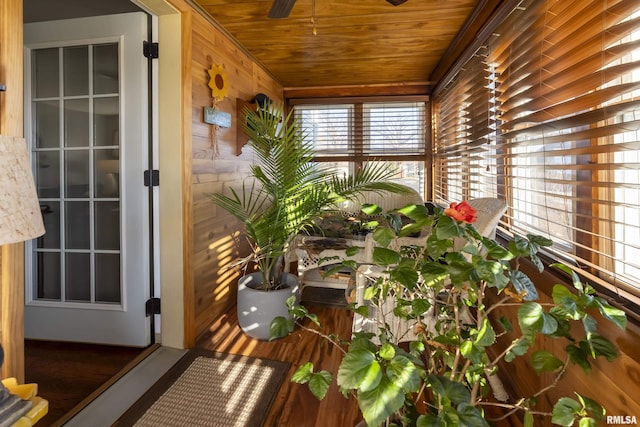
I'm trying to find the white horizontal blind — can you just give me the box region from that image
[433,46,497,202]
[295,105,353,156]
[294,101,427,158]
[433,0,640,303]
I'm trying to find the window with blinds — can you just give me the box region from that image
[293,100,428,196]
[433,0,640,304]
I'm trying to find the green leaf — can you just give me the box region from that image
[483,239,515,261]
[308,370,332,400]
[497,316,513,333]
[472,259,504,285]
[358,376,405,427]
[593,297,627,330]
[505,338,530,362]
[547,308,571,335]
[425,235,453,257]
[582,315,597,335]
[388,355,421,393]
[457,402,490,427]
[518,302,544,338]
[552,397,582,426]
[362,203,383,216]
[285,295,298,308]
[379,343,396,360]
[416,414,442,427]
[412,298,432,317]
[529,252,544,273]
[551,263,584,293]
[461,340,483,365]
[291,362,314,384]
[510,270,539,301]
[345,246,361,257]
[578,418,597,427]
[566,343,592,373]
[337,348,382,392]
[373,227,395,247]
[531,350,564,373]
[508,235,528,255]
[587,334,618,361]
[373,247,401,266]
[540,312,559,335]
[552,285,581,320]
[434,215,461,239]
[426,375,471,404]
[270,316,295,340]
[390,265,420,289]
[576,393,606,421]
[524,412,534,427]
[397,203,431,221]
[475,318,496,347]
[289,303,310,320]
[363,286,377,301]
[528,234,553,248]
[421,262,449,284]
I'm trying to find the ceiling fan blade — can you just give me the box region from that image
[386,0,408,5]
[268,0,296,19]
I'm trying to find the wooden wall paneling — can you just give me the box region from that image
[489,261,640,426]
[0,0,25,382]
[186,7,284,340]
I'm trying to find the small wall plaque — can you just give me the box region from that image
[204,107,231,128]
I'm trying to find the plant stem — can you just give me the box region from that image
[480,401,552,421]
[450,292,461,381]
[295,321,348,355]
[483,296,512,317]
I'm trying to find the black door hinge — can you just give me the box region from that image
[145,297,161,316]
[144,170,159,187]
[143,41,159,59]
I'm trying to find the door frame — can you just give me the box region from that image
[1,0,27,382]
[0,0,187,380]
[133,0,187,349]
[23,12,153,346]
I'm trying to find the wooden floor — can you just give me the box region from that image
[25,302,524,427]
[196,304,363,427]
[24,340,146,426]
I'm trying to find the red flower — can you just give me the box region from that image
[444,201,477,224]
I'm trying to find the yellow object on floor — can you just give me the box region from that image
[2,378,48,426]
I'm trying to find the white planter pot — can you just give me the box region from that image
[237,272,300,340]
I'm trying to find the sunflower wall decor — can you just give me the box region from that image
[207,64,228,101]
[204,64,232,157]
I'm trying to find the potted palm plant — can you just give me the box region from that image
[272,202,627,426]
[210,102,408,340]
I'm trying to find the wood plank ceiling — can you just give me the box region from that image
[192,0,482,90]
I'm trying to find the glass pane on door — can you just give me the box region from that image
[30,42,122,305]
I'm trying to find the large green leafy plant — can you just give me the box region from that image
[272,202,627,426]
[210,104,406,290]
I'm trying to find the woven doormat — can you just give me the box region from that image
[114,349,289,427]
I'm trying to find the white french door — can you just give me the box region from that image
[23,13,152,346]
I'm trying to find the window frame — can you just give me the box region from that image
[291,96,431,198]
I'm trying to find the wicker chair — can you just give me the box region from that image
[352,197,508,344]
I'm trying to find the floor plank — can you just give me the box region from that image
[196,303,363,427]
[24,340,145,426]
[25,303,524,426]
